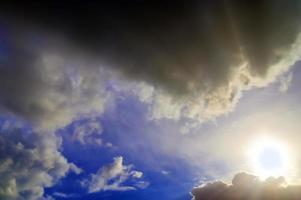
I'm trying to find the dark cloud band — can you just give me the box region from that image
[1,1,301,93]
[1,1,301,124]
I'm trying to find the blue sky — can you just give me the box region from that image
[45,91,200,200]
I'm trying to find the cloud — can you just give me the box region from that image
[279,73,293,93]
[2,1,301,123]
[0,2,300,199]
[0,22,112,200]
[191,172,301,200]
[83,156,147,193]
[52,192,78,198]
[161,170,170,175]
[0,120,78,200]
[71,118,103,146]
[131,171,143,178]
[0,27,111,131]
[69,163,83,175]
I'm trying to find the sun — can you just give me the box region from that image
[247,136,292,180]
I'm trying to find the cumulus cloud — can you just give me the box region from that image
[0,121,78,200]
[1,1,301,123]
[191,172,301,200]
[83,156,147,193]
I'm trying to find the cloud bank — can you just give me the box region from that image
[0,1,300,125]
[191,172,301,200]
[1,1,301,123]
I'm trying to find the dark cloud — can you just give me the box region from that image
[191,172,301,200]
[1,1,301,92]
[0,26,110,130]
[0,1,300,123]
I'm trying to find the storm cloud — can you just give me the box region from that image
[0,1,301,123]
[191,172,301,200]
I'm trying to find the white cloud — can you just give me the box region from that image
[52,192,77,198]
[131,171,143,178]
[71,118,103,145]
[161,170,170,175]
[69,163,83,175]
[83,156,147,193]
[0,122,76,200]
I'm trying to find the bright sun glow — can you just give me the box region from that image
[247,136,292,180]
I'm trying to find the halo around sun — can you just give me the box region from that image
[247,136,294,181]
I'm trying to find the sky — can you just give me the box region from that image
[1,1,301,200]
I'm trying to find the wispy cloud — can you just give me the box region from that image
[71,118,103,146]
[82,156,148,193]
